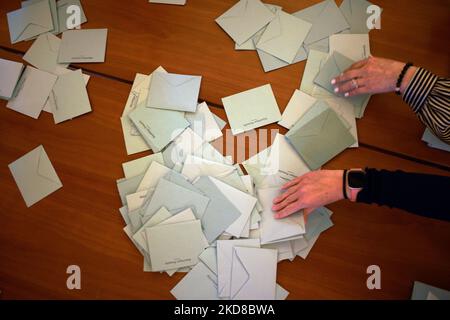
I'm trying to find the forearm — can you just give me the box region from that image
[356,168,450,221]
[402,68,450,144]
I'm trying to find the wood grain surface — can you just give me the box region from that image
[0,0,449,299]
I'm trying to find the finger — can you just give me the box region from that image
[335,78,367,94]
[273,186,298,204]
[345,86,370,97]
[281,175,304,190]
[272,193,299,212]
[332,69,364,86]
[274,201,304,219]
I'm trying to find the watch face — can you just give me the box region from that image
[348,171,365,188]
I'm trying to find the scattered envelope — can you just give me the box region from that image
[56,0,87,33]
[50,69,91,124]
[171,262,220,300]
[8,145,62,207]
[6,66,57,119]
[215,0,275,45]
[162,127,205,169]
[192,176,242,243]
[279,90,317,129]
[0,58,24,100]
[128,107,189,152]
[145,220,205,271]
[325,97,358,147]
[256,10,312,64]
[181,155,237,182]
[185,102,223,142]
[116,173,145,206]
[257,187,305,245]
[23,33,69,73]
[126,190,148,212]
[22,0,59,35]
[7,0,54,44]
[222,84,281,135]
[230,247,277,300]
[122,153,165,179]
[293,0,349,46]
[313,51,371,118]
[58,29,108,63]
[217,239,260,298]
[142,178,210,221]
[147,72,201,112]
[340,0,380,34]
[42,67,89,114]
[299,49,331,97]
[137,161,172,192]
[286,101,356,170]
[199,247,218,274]
[329,33,370,61]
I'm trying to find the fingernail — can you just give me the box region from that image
[345,92,349,97]
[334,87,339,93]
[331,79,336,85]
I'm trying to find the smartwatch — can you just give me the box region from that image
[345,169,366,202]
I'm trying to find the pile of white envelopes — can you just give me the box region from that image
[117,65,335,299]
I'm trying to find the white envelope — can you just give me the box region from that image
[209,177,257,238]
[217,239,260,298]
[324,97,359,147]
[257,187,305,245]
[278,90,317,129]
[137,161,172,192]
[215,0,275,45]
[256,10,312,64]
[8,145,62,207]
[329,34,371,61]
[121,153,165,179]
[146,72,201,112]
[0,58,24,100]
[230,247,277,300]
[23,33,69,73]
[162,127,205,169]
[125,190,148,212]
[181,155,237,182]
[7,66,57,119]
[185,102,223,142]
[7,0,53,44]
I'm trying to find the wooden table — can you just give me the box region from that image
[0,0,449,299]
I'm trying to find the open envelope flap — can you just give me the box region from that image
[230,247,277,299]
[290,108,332,138]
[8,1,54,43]
[155,72,201,88]
[217,0,249,20]
[217,0,272,24]
[36,146,62,186]
[262,211,305,244]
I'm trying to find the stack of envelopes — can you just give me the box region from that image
[117,124,335,298]
[3,1,109,124]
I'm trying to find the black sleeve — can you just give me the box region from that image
[356,168,450,221]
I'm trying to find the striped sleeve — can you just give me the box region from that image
[402,68,450,144]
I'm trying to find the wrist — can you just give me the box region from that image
[400,66,417,94]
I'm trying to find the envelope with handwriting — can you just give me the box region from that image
[128,106,189,152]
[7,66,57,119]
[51,69,91,124]
[0,58,24,101]
[145,220,205,271]
[147,72,201,112]
[215,0,275,45]
[58,29,108,63]
[230,247,277,300]
[256,10,311,64]
[7,0,53,44]
[8,145,62,207]
[279,90,317,129]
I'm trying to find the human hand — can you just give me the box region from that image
[331,56,417,97]
[272,170,345,220]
